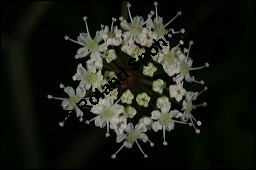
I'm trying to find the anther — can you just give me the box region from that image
[47,95,52,99]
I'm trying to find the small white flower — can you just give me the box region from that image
[139,116,153,130]
[111,122,153,159]
[110,115,127,135]
[136,92,151,107]
[146,2,182,38]
[143,63,157,77]
[86,55,103,72]
[65,17,107,59]
[123,105,137,118]
[121,3,145,43]
[121,89,134,104]
[121,39,137,55]
[48,85,86,119]
[103,49,117,63]
[169,83,186,102]
[131,47,146,62]
[151,101,183,145]
[89,97,124,137]
[152,79,166,94]
[72,63,103,92]
[138,26,157,47]
[156,96,169,109]
[101,18,122,46]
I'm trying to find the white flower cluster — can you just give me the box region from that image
[48,1,209,158]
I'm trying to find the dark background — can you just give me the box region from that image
[1,1,255,169]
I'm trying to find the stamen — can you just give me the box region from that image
[59,111,72,127]
[85,116,97,125]
[106,120,110,137]
[75,54,80,59]
[114,96,124,105]
[171,119,189,125]
[164,11,182,27]
[111,143,125,159]
[119,16,124,21]
[47,95,52,99]
[162,126,167,145]
[186,40,193,59]
[195,129,200,134]
[59,83,65,89]
[190,62,209,71]
[127,3,133,23]
[195,86,208,98]
[100,24,104,30]
[83,16,91,39]
[111,17,116,32]
[49,96,66,101]
[147,139,154,147]
[154,1,158,23]
[64,35,84,46]
[135,140,148,158]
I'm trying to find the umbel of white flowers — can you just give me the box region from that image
[47,1,209,158]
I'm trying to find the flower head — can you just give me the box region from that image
[48,1,209,158]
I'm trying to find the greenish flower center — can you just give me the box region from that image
[70,95,82,107]
[130,23,142,35]
[163,52,175,64]
[159,113,170,126]
[101,106,114,120]
[155,23,166,36]
[85,39,99,53]
[108,32,115,38]
[84,71,97,83]
[180,63,190,76]
[126,130,138,142]
[186,101,194,113]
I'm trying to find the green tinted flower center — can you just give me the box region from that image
[130,23,142,35]
[126,130,138,142]
[70,95,82,107]
[86,39,99,53]
[186,101,194,113]
[102,106,114,120]
[163,52,175,64]
[108,32,115,38]
[155,23,166,36]
[84,71,97,83]
[180,63,190,76]
[159,113,170,125]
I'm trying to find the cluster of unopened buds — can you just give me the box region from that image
[48,1,209,158]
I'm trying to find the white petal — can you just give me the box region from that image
[120,20,130,30]
[124,141,133,148]
[152,121,161,132]
[126,123,134,132]
[151,110,161,120]
[135,123,147,133]
[61,99,73,110]
[75,107,83,117]
[161,102,171,113]
[95,116,104,127]
[76,86,86,97]
[113,104,124,115]
[185,74,194,82]
[64,86,75,97]
[146,18,155,29]
[91,104,103,114]
[138,133,148,143]
[77,47,90,58]
[166,122,174,131]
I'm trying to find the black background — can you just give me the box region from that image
[1,1,255,169]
